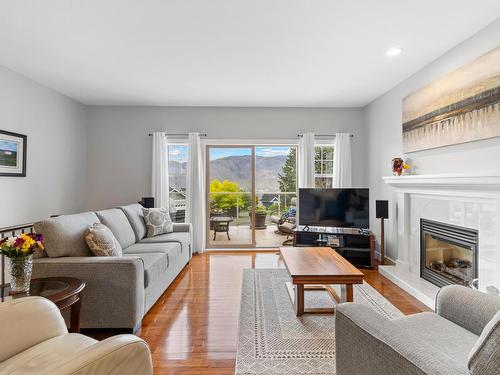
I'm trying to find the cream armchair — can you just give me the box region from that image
[0,297,153,375]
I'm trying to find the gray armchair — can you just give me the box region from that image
[335,285,500,375]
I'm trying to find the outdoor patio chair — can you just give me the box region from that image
[210,215,233,241]
[270,197,296,245]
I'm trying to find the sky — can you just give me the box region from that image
[167,145,293,161]
[168,145,188,162]
[210,146,292,160]
[0,140,18,152]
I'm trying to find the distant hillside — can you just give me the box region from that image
[168,155,287,192]
[210,155,286,191]
[168,160,188,191]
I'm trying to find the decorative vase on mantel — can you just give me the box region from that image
[8,254,34,294]
[391,158,411,176]
[0,233,45,294]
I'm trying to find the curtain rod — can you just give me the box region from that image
[148,132,207,137]
[298,133,354,138]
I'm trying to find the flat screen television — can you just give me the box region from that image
[298,188,369,228]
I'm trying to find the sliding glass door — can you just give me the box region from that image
[206,144,298,249]
[206,146,255,247]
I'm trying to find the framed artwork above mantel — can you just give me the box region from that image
[403,45,500,153]
[0,130,27,177]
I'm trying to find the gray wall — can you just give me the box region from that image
[0,66,88,227]
[86,106,366,210]
[365,19,500,260]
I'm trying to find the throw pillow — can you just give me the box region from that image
[84,223,123,257]
[143,207,173,237]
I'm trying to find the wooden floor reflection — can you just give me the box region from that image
[123,252,429,374]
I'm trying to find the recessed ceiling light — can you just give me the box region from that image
[386,47,402,56]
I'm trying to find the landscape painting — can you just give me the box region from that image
[403,46,500,153]
[0,130,26,176]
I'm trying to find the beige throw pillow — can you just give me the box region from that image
[143,207,173,237]
[84,223,123,256]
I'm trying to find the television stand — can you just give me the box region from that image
[292,226,376,269]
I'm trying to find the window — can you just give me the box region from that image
[314,145,334,188]
[168,144,188,222]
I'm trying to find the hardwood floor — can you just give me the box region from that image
[131,251,429,374]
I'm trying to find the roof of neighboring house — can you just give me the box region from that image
[261,193,279,202]
[170,190,186,199]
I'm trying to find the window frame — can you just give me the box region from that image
[167,142,189,222]
[314,143,335,188]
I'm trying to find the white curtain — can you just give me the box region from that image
[298,132,315,188]
[151,131,169,209]
[333,133,352,188]
[186,132,206,253]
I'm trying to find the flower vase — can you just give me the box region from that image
[9,254,33,294]
[391,158,404,176]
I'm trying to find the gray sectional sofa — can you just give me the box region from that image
[32,203,192,332]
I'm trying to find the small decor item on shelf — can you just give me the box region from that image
[391,158,411,176]
[469,278,500,296]
[0,233,44,294]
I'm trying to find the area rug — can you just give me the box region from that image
[235,269,403,375]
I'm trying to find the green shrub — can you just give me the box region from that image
[209,179,251,213]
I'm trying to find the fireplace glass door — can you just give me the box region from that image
[421,219,478,288]
[423,234,474,285]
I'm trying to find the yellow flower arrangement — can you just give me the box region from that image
[0,233,44,258]
[21,235,35,252]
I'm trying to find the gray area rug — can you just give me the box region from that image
[235,269,403,375]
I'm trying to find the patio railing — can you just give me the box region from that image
[207,191,296,226]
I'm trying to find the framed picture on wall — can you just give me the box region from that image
[0,130,27,177]
[402,46,500,153]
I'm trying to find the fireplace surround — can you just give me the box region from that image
[379,174,500,308]
[420,219,478,288]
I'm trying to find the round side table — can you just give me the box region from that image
[0,277,85,332]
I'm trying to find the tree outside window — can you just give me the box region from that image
[314,145,334,188]
[277,147,297,207]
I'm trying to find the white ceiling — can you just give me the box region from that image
[0,1,499,107]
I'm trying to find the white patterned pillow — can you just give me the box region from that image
[84,223,123,256]
[143,207,173,237]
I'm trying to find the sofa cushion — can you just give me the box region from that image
[121,204,147,242]
[468,310,500,375]
[123,242,181,258]
[84,223,123,257]
[125,253,167,288]
[143,208,173,237]
[96,209,136,249]
[34,212,98,257]
[139,232,190,254]
[394,311,478,366]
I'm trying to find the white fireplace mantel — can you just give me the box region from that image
[379,173,500,308]
[383,173,500,194]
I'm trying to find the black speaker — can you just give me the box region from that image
[141,197,155,208]
[376,200,389,219]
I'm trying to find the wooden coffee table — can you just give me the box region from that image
[280,246,364,316]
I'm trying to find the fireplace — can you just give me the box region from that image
[420,219,478,288]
